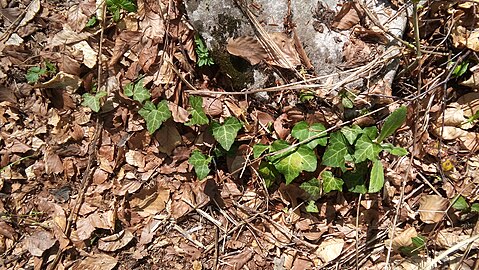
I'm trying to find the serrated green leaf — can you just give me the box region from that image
[322,131,349,170]
[253,144,269,159]
[81,91,106,112]
[132,79,150,103]
[291,121,327,149]
[381,143,408,156]
[377,106,407,143]
[369,159,384,193]
[305,200,319,213]
[300,178,321,199]
[26,66,47,83]
[258,161,280,188]
[471,203,479,212]
[186,96,209,126]
[211,117,242,151]
[341,125,363,145]
[452,196,469,211]
[143,100,171,134]
[353,134,382,163]
[189,150,212,180]
[272,145,317,184]
[321,171,344,193]
[85,16,97,27]
[44,60,56,74]
[123,82,134,97]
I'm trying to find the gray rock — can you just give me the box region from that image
[185,0,407,92]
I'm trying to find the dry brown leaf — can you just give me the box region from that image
[436,228,479,250]
[44,148,63,175]
[315,238,344,263]
[460,70,479,89]
[156,122,182,156]
[438,106,472,129]
[125,150,146,168]
[418,195,449,223]
[458,132,479,152]
[34,72,82,92]
[202,96,223,117]
[98,230,134,252]
[384,227,417,252]
[457,92,479,116]
[332,2,362,30]
[19,0,40,27]
[73,253,118,270]
[49,25,93,47]
[223,248,253,270]
[432,126,467,140]
[109,31,142,66]
[25,230,57,257]
[227,36,268,65]
[268,32,301,67]
[67,5,89,32]
[452,26,479,51]
[72,41,97,68]
[168,101,189,123]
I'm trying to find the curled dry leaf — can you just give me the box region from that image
[315,238,345,263]
[156,122,182,156]
[202,96,223,116]
[452,26,479,52]
[436,228,479,250]
[125,150,146,168]
[227,36,268,65]
[67,5,88,32]
[49,25,93,47]
[418,195,449,223]
[35,72,82,92]
[458,132,479,153]
[332,1,362,30]
[72,41,97,69]
[98,230,134,252]
[457,92,479,117]
[384,227,417,252]
[432,126,467,140]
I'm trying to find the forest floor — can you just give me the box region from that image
[0,0,479,269]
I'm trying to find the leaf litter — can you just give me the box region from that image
[0,0,478,269]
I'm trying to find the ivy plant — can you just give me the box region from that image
[82,90,107,112]
[25,60,57,83]
[189,150,212,180]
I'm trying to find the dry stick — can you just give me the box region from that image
[385,1,422,268]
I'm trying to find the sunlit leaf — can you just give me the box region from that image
[271,144,317,184]
[81,91,107,112]
[186,96,209,126]
[322,131,349,170]
[123,82,134,97]
[452,196,469,211]
[132,79,150,103]
[253,144,269,158]
[471,203,479,212]
[291,121,327,149]
[341,125,363,145]
[353,134,382,163]
[305,200,319,213]
[189,150,212,180]
[377,106,407,143]
[26,66,47,83]
[211,117,242,151]
[321,171,344,193]
[368,159,384,193]
[142,100,171,134]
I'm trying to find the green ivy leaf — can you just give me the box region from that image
[269,140,295,161]
[138,100,155,119]
[363,126,378,140]
[381,143,408,156]
[211,117,242,151]
[81,91,107,112]
[271,144,317,184]
[343,163,368,194]
[452,196,469,211]
[377,106,407,143]
[369,159,384,193]
[258,161,280,188]
[143,100,171,134]
[300,178,321,200]
[305,200,319,213]
[322,131,349,170]
[471,203,479,212]
[291,121,327,149]
[253,144,269,159]
[123,82,134,97]
[119,0,136,12]
[321,171,344,193]
[132,79,150,103]
[189,150,212,180]
[341,125,363,145]
[26,66,47,83]
[353,134,382,163]
[186,96,209,126]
